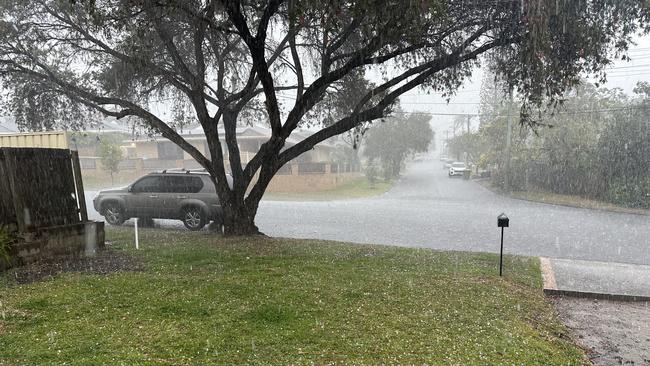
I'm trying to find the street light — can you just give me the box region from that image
[497,213,509,276]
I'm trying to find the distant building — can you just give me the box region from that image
[124,125,337,165]
[0,116,361,192]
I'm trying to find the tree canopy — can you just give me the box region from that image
[98,140,124,185]
[451,81,650,208]
[364,112,433,179]
[1,0,648,234]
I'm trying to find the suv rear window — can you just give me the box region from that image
[132,176,163,193]
[163,176,204,193]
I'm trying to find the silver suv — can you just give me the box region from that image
[93,170,231,231]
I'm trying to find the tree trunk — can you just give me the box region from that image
[221,199,262,236]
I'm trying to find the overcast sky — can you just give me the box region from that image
[4,30,650,147]
[393,34,650,154]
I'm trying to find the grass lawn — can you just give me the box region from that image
[510,190,649,216]
[263,178,394,201]
[0,228,584,365]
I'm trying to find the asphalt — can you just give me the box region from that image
[85,156,650,296]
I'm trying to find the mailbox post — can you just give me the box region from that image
[497,213,509,276]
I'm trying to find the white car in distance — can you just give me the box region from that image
[448,162,469,177]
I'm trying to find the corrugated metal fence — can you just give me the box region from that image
[0,131,69,149]
[0,148,86,232]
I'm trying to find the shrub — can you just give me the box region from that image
[607,178,650,209]
[364,163,379,186]
[0,225,16,269]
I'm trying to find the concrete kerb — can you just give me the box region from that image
[543,288,650,302]
[539,257,650,302]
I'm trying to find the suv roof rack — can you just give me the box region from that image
[159,168,210,175]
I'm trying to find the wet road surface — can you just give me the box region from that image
[257,158,650,266]
[87,158,650,266]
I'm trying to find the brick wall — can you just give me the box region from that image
[14,222,105,265]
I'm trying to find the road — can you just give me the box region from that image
[86,158,650,266]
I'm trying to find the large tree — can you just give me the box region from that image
[0,0,647,234]
[363,112,433,179]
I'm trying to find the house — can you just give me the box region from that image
[122,125,339,169]
[0,116,362,192]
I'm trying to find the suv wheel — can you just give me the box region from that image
[182,206,206,231]
[104,202,126,226]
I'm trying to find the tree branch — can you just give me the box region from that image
[2,58,211,169]
[224,0,283,135]
[288,0,305,99]
[148,7,197,85]
[277,36,514,167]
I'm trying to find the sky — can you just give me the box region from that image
[3,27,650,149]
[396,34,650,155]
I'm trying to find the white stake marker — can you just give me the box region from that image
[134,218,139,250]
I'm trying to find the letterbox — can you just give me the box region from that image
[497,213,509,228]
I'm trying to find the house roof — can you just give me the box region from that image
[0,115,133,134]
[125,123,339,151]
[186,124,270,137]
[85,118,132,133]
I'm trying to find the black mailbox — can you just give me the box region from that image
[497,213,509,228]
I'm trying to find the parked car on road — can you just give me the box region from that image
[448,162,469,177]
[93,170,232,231]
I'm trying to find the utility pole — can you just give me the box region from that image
[464,115,471,164]
[445,129,449,157]
[504,88,513,192]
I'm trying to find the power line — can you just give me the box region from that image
[399,101,482,105]
[394,105,650,117]
[624,47,650,52]
[401,89,481,96]
[604,72,650,78]
[605,63,650,70]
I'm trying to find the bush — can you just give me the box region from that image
[607,178,650,209]
[381,160,393,181]
[0,225,16,269]
[364,163,379,186]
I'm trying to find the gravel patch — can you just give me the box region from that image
[553,296,650,365]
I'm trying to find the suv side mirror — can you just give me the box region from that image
[128,185,134,193]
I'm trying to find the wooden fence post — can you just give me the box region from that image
[71,150,88,222]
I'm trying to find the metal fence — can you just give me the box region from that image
[0,131,69,149]
[330,163,361,174]
[276,164,292,175]
[79,157,97,169]
[118,159,137,170]
[142,158,172,170]
[0,148,86,232]
[297,162,327,174]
